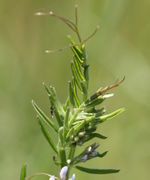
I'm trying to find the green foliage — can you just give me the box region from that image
[32,100,58,132]
[22,5,124,179]
[38,118,58,154]
[20,164,27,180]
[75,166,120,174]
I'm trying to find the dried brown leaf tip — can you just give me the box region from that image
[100,76,125,94]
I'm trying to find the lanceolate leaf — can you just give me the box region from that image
[71,62,82,91]
[72,46,84,64]
[72,78,80,107]
[38,119,58,154]
[81,81,88,101]
[68,36,84,65]
[76,166,120,174]
[73,57,85,81]
[73,57,85,82]
[99,108,125,123]
[85,96,104,108]
[69,81,75,106]
[68,36,83,61]
[91,133,107,139]
[85,133,107,142]
[97,151,108,158]
[49,86,65,117]
[83,64,89,87]
[64,107,70,137]
[20,164,27,180]
[63,97,69,111]
[43,84,65,126]
[66,127,74,140]
[32,100,58,132]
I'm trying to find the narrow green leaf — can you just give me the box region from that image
[98,151,108,158]
[68,35,76,45]
[39,119,58,154]
[92,133,107,139]
[43,83,64,126]
[51,107,63,127]
[81,45,87,66]
[89,92,99,101]
[85,95,104,108]
[69,81,75,106]
[74,116,94,134]
[73,45,83,57]
[20,164,27,180]
[63,97,69,111]
[86,126,97,133]
[68,35,83,57]
[49,86,65,117]
[99,108,125,123]
[68,36,84,64]
[32,100,58,132]
[66,127,74,140]
[69,103,84,127]
[58,127,64,145]
[43,82,51,95]
[72,78,80,107]
[83,64,89,86]
[76,166,120,174]
[71,62,82,91]
[73,57,84,79]
[81,81,88,101]
[74,121,84,134]
[85,133,107,142]
[64,107,70,129]
[64,107,70,138]
[95,108,106,117]
[73,57,85,81]
[72,47,84,64]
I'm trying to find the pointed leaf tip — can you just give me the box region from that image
[38,119,58,154]
[32,100,58,132]
[100,108,125,123]
[76,166,120,174]
[20,164,27,180]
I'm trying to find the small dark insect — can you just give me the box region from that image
[50,106,54,118]
[53,155,56,161]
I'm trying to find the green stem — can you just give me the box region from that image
[67,145,76,179]
[58,128,67,167]
[26,173,58,180]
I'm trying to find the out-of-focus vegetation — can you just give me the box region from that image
[0,0,150,179]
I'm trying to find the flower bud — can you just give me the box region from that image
[78,131,85,138]
[69,174,75,180]
[49,176,55,180]
[81,154,88,162]
[74,136,79,142]
[60,166,68,180]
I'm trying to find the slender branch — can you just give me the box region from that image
[81,25,100,45]
[75,4,78,27]
[45,26,100,54]
[99,76,125,95]
[35,10,82,43]
[26,172,58,180]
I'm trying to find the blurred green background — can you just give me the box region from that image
[0,0,150,179]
